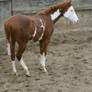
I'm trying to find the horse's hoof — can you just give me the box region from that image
[44,68,48,73]
[26,73,31,77]
[13,72,18,77]
[26,74,31,77]
[40,64,48,73]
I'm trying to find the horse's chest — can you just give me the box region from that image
[32,19,45,42]
[33,26,43,42]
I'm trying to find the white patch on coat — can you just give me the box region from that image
[33,26,37,38]
[40,53,47,72]
[12,61,17,73]
[7,43,11,56]
[39,19,45,41]
[51,9,61,20]
[20,57,30,75]
[64,6,79,24]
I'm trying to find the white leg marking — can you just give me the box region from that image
[20,57,30,75]
[12,61,17,73]
[40,53,47,72]
[51,9,60,20]
[7,43,11,56]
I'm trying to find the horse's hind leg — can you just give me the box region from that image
[16,43,30,76]
[9,39,17,75]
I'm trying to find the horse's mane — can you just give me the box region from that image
[38,1,72,15]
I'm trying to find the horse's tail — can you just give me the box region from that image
[4,22,11,56]
[4,22,11,43]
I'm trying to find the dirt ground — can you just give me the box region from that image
[0,13,92,92]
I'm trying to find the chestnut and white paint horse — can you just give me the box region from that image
[4,1,79,76]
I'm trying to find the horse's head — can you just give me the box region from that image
[60,1,79,24]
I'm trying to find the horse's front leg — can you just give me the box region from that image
[39,39,50,72]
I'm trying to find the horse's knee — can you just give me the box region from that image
[16,54,21,61]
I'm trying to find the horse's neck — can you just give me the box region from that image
[50,9,63,24]
[39,6,63,24]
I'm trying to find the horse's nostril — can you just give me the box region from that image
[77,20,79,23]
[75,19,79,24]
[76,19,79,23]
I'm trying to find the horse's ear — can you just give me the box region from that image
[69,0,72,5]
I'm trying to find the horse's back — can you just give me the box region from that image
[5,14,31,29]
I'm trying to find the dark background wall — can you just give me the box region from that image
[12,0,92,14]
[0,0,11,32]
[0,0,92,32]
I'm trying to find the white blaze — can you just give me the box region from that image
[64,6,79,24]
[51,9,61,20]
